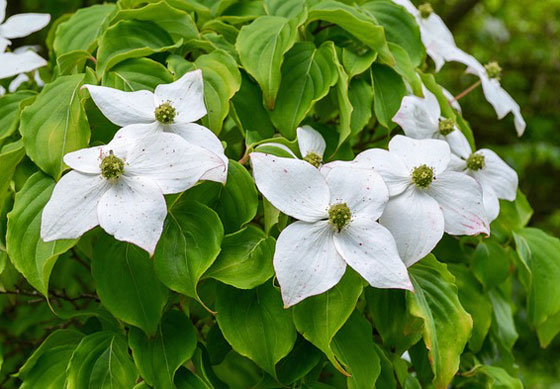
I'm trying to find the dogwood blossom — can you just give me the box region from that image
[83,69,228,183]
[41,128,224,255]
[440,48,526,135]
[250,152,412,307]
[393,85,471,156]
[0,0,50,79]
[448,143,518,222]
[258,125,326,167]
[3,46,44,92]
[353,135,489,266]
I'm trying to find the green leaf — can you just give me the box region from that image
[56,50,92,75]
[96,19,182,76]
[492,190,533,237]
[307,0,394,65]
[463,365,523,389]
[332,312,381,389]
[20,74,90,179]
[488,288,518,351]
[270,41,338,138]
[175,367,212,389]
[471,241,510,289]
[111,1,199,42]
[0,141,25,212]
[407,255,473,389]
[264,0,307,24]
[53,4,116,56]
[293,270,363,376]
[66,331,138,389]
[513,228,560,331]
[371,64,406,129]
[6,172,77,296]
[361,1,425,67]
[205,225,275,289]
[129,310,198,389]
[536,310,560,348]
[0,90,36,140]
[215,282,297,378]
[216,161,258,233]
[153,200,223,309]
[236,16,297,109]
[195,50,241,134]
[92,234,169,336]
[276,336,322,385]
[102,58,174,92]
[348,78,373,136]
[389,43,423,96]
[342,48,377,79]
[330,46,353,146]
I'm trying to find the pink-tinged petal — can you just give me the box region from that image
[124,133,224,194]
[472,149,518,201]
[443,127,471,158]
[297,125,326,158]
[334,218,413,291]
[0,13,50,39]
[155,69,206,123]
[41,171,108,241]
[426,171,489,236]
[274,220,347,307]
[324,165,388,221]
[83,84,155,127]
[0,52,46,79]
[389,135,451,175]
[250,152,330,222]
[354,148,410,196]
[392,93,439,139]
[97,176,167,256]
[167,122,228,184]
[379,187,445,267]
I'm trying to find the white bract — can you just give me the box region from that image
[393,85,471,156]
[354,135,489,266]
[83,69,228,183]
[41,129,224,255]
[250,152,412,307]
[0,0,50,79]
[258,125,326,167]
[448,143,518,222]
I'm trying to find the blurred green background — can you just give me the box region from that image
[5,0,560,387]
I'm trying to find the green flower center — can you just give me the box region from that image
[466,153,485,171]
[484,61,502,80]
[439,118,456,136]
[303,152,322,168]
[155,101,176,124]
[412,164,434,188]
[100,151,125,180]
[419,3,433,18]
[328,203,352,232]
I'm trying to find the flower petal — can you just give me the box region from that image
[167,122,228,183]
[334,218,413,290]
[97,176,167,255]
[353,148,410,196]
[324,165,388,220]
[478,180,500,222]
[8,73,29,92]
[154,69,206,124]
[63,146,104,174]
[41,171,107,241]
[426,171,489,236]
[0,13,50,39]
[379,187,445,266]
[443,127,471,158]
[124,132,224,194]
[447,154,467,172]
[441,86,461,113]
[297,125,326,158]
[0,36,9,52]
[0,0,6,24]
[389,135,450,175]
[473,149,518,201]
[392,88,439,139]
[480,77,526,136]
[83,84,155,127]
[274,221,346,307]
[250,152,330,222]
[0,52,46,79]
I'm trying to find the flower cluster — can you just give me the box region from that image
[0,0,50,93]
[41,70,228,254]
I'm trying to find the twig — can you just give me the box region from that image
[0,289,98,302]
[452,80,482,102]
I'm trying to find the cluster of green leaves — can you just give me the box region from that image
[1,0,559,388]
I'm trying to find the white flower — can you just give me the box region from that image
[0,0,50,79]
[448,142,518,222]
[250,152,412,307]
[83,69,228,183]
[392,0,457,71]
[41,129,225,255]
[258,125,327,167]
[354,135,489,266]
[441,86,461,113]
[393,85,471,156]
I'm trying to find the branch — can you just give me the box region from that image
[0,289,98,302]
[444,0,482,31]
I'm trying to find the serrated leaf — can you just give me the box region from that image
[20,74,90,179]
